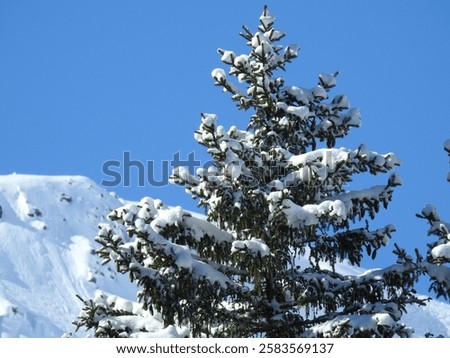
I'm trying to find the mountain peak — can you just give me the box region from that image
[0,174,136,337]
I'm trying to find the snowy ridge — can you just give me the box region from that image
[0,175,145,337]
[0,174,449,337]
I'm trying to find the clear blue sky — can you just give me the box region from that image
[1,1,449,294]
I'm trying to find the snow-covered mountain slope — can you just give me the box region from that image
[0,174,449,337]
[0,174,146,337]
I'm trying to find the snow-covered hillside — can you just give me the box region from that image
[0,174,142,337]
[0,174,449,338]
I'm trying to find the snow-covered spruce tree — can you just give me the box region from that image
[416,140,450,299]
[75,7,427,338]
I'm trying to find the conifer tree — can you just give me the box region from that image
[75,7,428,338]
[416,141,450,300]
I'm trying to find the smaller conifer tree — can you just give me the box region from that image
[416,141,450,300]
